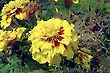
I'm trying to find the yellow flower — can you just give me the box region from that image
[0,27,26,52]
[74,48,93,70]
[73,0,79,4]
[28,18,78,65]
[0,0,29,29]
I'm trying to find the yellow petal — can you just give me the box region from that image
[49,54,61,65]
[0,41,8,52]
[63,45,74,60]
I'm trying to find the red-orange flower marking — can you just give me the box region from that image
[42,27,64,47]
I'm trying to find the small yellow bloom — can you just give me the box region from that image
[28,18,78,65]
[74,48,93,70]
[55,0,79,4]
[55,0,58,2]
[73,0,79,4]
[0,0,29,29]
[0,27,26,52]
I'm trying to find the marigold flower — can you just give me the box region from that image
[0,27,26,52]
[0,0,29,29]
[23,1,42,19]
[74,48,93,70]
[28,18,78,65]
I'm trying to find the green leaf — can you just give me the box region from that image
[0,64,10,73]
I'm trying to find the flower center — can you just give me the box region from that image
[41,27,64,47]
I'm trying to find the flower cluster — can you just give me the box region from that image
[28,18,78,65]
[0,27,26,52]
[74,48,93,69]
[0,0,94,71]
[0,0,29,29]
